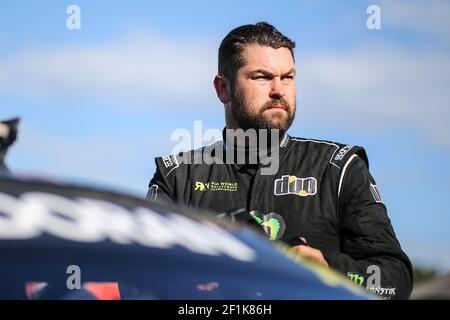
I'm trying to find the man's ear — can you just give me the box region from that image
[213,75,231,104]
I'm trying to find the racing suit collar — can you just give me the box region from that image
[221,127,290,169]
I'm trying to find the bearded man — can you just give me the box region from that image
[147,22,413,299]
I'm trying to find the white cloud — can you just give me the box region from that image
[297,43,450,148]
[7,124,171,195]
[380,0,450,43]
[295,0,450,147]
[0,32,218,106]
[1,25,449,149]
[405,241,450,272]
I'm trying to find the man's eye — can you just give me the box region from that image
[254,75,271,80]
[283,76,295,80]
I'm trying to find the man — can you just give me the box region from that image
[0,118,19,175]
[147,22,413,299]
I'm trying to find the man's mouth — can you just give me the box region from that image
[268,104,286,110]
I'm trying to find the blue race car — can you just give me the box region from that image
[0,118,368,300]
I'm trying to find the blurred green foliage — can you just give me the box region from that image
[413,265,440,285]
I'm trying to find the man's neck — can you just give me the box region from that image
[222,127,286,166]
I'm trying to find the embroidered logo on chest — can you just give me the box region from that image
[249,211,286,240]
[194,181,238,192]
[274,175,317,197]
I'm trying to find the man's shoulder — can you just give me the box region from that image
[287,135,369,169]
[154,141,224,177]
[288,136,348,149]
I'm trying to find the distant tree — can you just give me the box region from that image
[413,265,440,285]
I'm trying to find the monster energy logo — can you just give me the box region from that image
[249,211,286,241]
[347,272,365,286]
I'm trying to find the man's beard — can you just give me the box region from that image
[230,89,296,136]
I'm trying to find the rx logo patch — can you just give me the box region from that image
[274,175,317,197]
[194,181,238,192]
[195,181,210,191]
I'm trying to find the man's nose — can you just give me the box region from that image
[269,77,285,99]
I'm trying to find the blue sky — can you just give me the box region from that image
[1,0,450,271]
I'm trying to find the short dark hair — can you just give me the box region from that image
[218,21,296,85]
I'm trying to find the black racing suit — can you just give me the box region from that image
[147,132,413,299]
